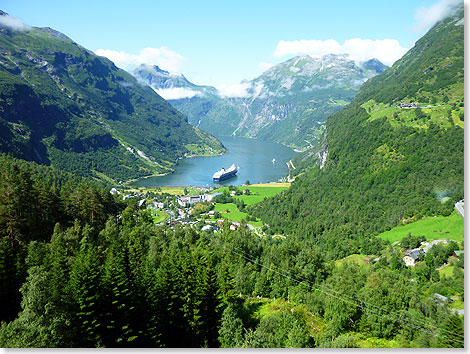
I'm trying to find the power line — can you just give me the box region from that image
[213,238,464,346]
[231,244,464,344]
[229,240,464,339]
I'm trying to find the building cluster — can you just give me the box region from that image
[402,239,464,266]
[176,193,223,207]
[398,102,418,109]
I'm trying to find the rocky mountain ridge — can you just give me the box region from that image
[133,54,387,149]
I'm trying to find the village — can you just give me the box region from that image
[112,186,464,263]
[110,184,267,235]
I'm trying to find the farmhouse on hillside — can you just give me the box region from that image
[403,249,422,266]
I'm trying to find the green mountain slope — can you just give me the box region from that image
[133,55,387,149]
[249,5,464,259]
[0,15,224,182]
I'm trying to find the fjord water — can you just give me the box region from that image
[133,136,297,187]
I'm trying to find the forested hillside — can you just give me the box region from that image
[250,5,464,258]
[0,155,463,347]
[0,14,224,182]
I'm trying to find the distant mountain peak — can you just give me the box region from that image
[360,58,389,74]
[136,63,184,78]
[133,52,388,149]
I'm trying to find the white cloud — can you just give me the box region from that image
[273,38,408,67]
[0,14,31,31]
[95,47,184,73]
[217,82,252,98]
[412,0,462,33]
[151,87,201,100]
[259,61,275,72]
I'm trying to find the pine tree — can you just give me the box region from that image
[0,236,25,322]
[0,157,35,243]
[67,238,105,347]
[218,305,243,348]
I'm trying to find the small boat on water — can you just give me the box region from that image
[213,164,239,182]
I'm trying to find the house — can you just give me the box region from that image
[453,250,464,258]
[208,210,215,216]
[432,293,450,306]
[201,225,213,232]
[217,219,224,227]
[230,222,241,231]
[110,187,120,195]
[206,192,223,202]
[403,248,421,266]
[399,102,418,109]
[176,196,188,207]
[176,193,223,207]
[138,199,146,208]
[177,195,202,207]
[231,191,236,197]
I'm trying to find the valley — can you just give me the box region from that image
[133,55,388,150]
[0,2,464,349]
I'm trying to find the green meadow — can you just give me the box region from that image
[377,210,464,243]
[210,183,290,226]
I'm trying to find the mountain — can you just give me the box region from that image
[133,55,387,149]
[248,5,464,258]
[134,64,219,98]
[0,13,224,183]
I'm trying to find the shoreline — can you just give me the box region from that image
[184,150,226,159]
[125,150,227,186]
[128,181,291,191]
[125,137,296,189]
[123,172,171,186]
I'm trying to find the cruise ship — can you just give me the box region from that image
[213,164,239,182]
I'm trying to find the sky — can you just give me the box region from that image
[1,0,464,90]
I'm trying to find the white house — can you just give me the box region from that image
[403,249,421,266]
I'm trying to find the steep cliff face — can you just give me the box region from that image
[0,13,224,181]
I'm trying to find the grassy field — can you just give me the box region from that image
[377,210,464,243]
[212,203,263,227]
[361,98,464,130]
[214,183,290,206]
[150,209,170,224]
[450,298,464,310]
[439,263,464,278]
[209,183,290,226]
[249,182,291,188]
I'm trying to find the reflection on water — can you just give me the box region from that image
[133,136,297,188]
